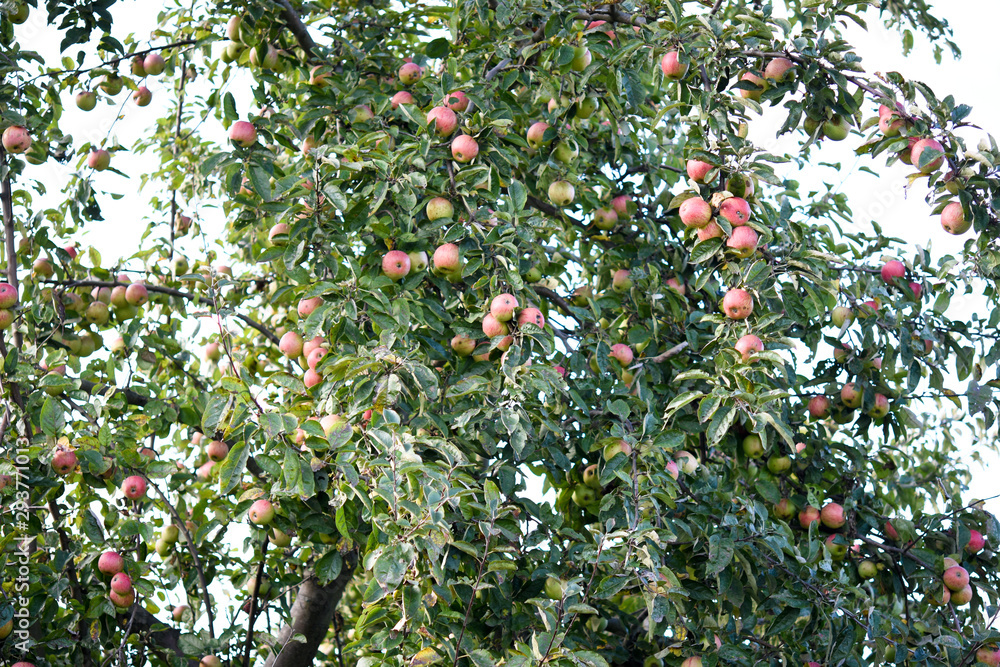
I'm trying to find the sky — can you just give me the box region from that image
[9,0,1000,621]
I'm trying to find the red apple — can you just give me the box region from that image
[820,502,846,529]
[298,296,323,318]
[660,51,688,79]
[679,197,712,228]
[966,529,986,554]
[722,288,753,320]
[735,334,764,361]
[941,201,970,235]
[110,589,135,609]
[0,283,18,310]
[444,90,469,112]
[279,331,303,358]
[911,138,945,174]
[382,250,411,281]
[121,475,147,500]
[51,448,77,475]
[517,307,545,329]
[133,86,152,106]
[248,498,276,525]
[610,343,633,366]
[697,220,724,241]
[611,194,631,219]
[125,283,148,306]
[398,62,422,85]
[490,294,519,322]
[867,393,889,419]
[719,197,751,226]
[726,226,758,258]
[98,550,125,575]
[798,506,820,529]
[88,149,111,171]
[526,122,551,150]
[426,106,458,136]
[143,53,166,75]
[230,120,257,148]
[482,313,509,338]
[763,57,794,82]
[391,90,416,109]
[111,572,133,594]
[306,346,326,370]
[2,125,31,154]
[686,159,713,183]
[943,565,970,592]
[880,260,905,283]
[433,243,461,276]
[206,440,229,462]
[451,134,479,162]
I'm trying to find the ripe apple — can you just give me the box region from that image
[911,138,944,173]
[820,502,846,529]
[433,243,461,276]
[609,343,633,366]
[742,434,764,459]
[738,72,767,101]
[133,86,153,105]
[822,115,851,141]
[841,382,862,409]
[196,461,215,480]
[248,498,276,525]
[679,197,712,228]
[76,90,97,111]
[2,125,31,154]
[298,296,323,318]
[268,222,290,246]
[51,448,77,475]
[518,307,545,329]
[144,53,166,75]
[722,288,753,319]
[582,464,601,490]
[880,260,905,283]
[350,104,373,123]
[109,590,135,609]
[774,498,796,520]
[735,334,763,361]
[611,194,631,219]
[490,294,519,322]
[943,565,970,591]
[249,43,279,69]
[553,140,579,163]
[85,301,110,325]
[451,134,479,162]
[726,173,755,199]
[570,47,592,72]
[941,201,970,235]
[719,197,751,226]
[966,529,986,554]
[426,106,458,136]
[88,149,111,170]
[204,342,221,363]
[593,207,618,230]
[0,283,17,309]
[206,440,229,462]
[824,534,848,560]
[879,112,904,137]
[526,121,551,150]
[666,278,686,295]
[482,313,509,338]
[398,62,422,85]
[675,450,699,473]
[680,657,701,667]
[612,269,632,293]
[686,159,713,183]
[230,120,257,148]
[830,306,854,328]
[950,584,974,605]
[867,393,889,419]
[200,657,222,667]
[697,220,724,241]
[121,475,147,500]
[660,51,688,79]
[382,250,411,281]
[798,505,820,529]
[111,572,133,594]
[426,197,454,221]
[451,333,477,356]
[548,180,575,207]
[764,57,794,82]
[444,90,469,112]
[976,647,1000,667]
[391,90,416,109]
[726,226,758,258]
[125,283,148,306]
[99,550,125,575]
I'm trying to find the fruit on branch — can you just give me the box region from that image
[249,43,279,69]
[735,334,763,361]
[857,559,878,579]
[675,450,699,473]
[206,440,229,462]
[824,535,848,560]
[51,448,77,475]
[432,243,461,276]
[268,222,290,246]
[950,584,974,605]
[408,251,429,273]
[518,307,545,330]
[110,590,135,609]
[880,260,905,283]
[98,551,125,575]
[76,90,97,111]
[121,475,147,500]
[88,149,111,171]
[686,159,713,183]
[722,288,753,320]
[726,226,758,258]
[390,91,415,109]
[451,334,476,356]
[798,506,820,529]
[878,105,905,136]
[144,53,166,75]
[943,565,970,591]
[426,106,458,136]
[940,201,970,235]
[609,344,633,366]
[773,498,796,520]
[2,125,31,154]
[967,529,986,554]
[666,277,686,296]
[611,194,631,219]
[679,197,712,228]
[482,314,508,338]
[697,220,723,241]
[867,393,889,419]
[822,115,851,141]
[548,180,575,207]
[976,647,1000,667]
[425,196,454,221]
[85,301,110,325]
[680,657,702,667]
[612,269,632,293]
[767,455,791,474]
[841,382,862,409]
[229,120,257,148]
[763,57,794,82]
[911,138,945,173]
[444,91,470,112]
[742,434,764,459]
[553,140,579,163]
[130,85,153,106]
[248,499,276,525]
[204,342,221,363]
[570,47,592,71]
[593,207,618,230]
[719,197,751,226]
[737,72,767,101]
[110,572,133,595]
[831,306,854,328]
[526,122,551,150]
[125,283,148,306]
[398,62,422,85]
[660,51,688,79]
[200,657,222,667]
[382,250,411,281]
[820,503,846,529]
[451,134,479,162]
[574,96,599,119]
[490,294,519,322]
[0,283,17,310]
[298,297,323,318]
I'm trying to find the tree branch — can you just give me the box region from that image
[647,341,689,363]
[274,0,317,59]
[532,285,581,324]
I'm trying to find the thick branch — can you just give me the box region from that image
[647,341,689,363]
[532,285,581,324]
[275,0,317,59]
[265,552,358,667]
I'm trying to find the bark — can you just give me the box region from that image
[265,553,357,667]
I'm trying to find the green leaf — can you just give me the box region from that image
[315,550,343,584]
[706,535,735,575]
[223,93,238,121]
[40,397,64,437]
[218,441,249,494]
[201,394,230,435]
[509,179,527,211]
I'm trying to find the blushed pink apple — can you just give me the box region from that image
[763,57,794,82]
[0,283,17,309]
[735,334,763,361]
[1,125,31,154]
[722,288,753,319]
[247,499,276,525]
[941,201,970,235]
[121,475,146,500]
[279,331,303,358]
[799,506,820,529]
[911,138,945,173]
[88,149,111,171]
[143,53,166,75]
[451,134,479,162]
[444,91,469,111]
[306,346,326,369]
[298,296,323,318]
[880,260,905,283]
[526,122,551,150]
[841,382,862,409]
[518,307,545,329]
[660,51,688,79]
[230,120,257,148]
[111,572,133,594]
[808,395,830,418]
[482,313,509,338]
[610,344,633,365]
[426,106,458,136]
[611,194,631,219]
[52,448,77,475]
[697,220,724,241]
[679,197,712,228]
[433,243,461,275]
[738,72,767,101]
[612,269,632,293]
[967,529,986,554]
[868,393,889,419]
[451,334,477,356]
[98,550,125,575]
[666,277,686,295]
[686,159,713,183]
[391,91,415,109]
[206,440,229,462]
[302,335,325,357]
[382,250,411,281]
[719,197,751,226]
[398,62,422,85]
[490,294,519,322]
[133,86,152,106]
[125,283,148,306]
[726,226,758,257]
[943,565,970,592]
[820,502,846,529]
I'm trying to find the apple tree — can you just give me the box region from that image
[3,1,1000,667]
